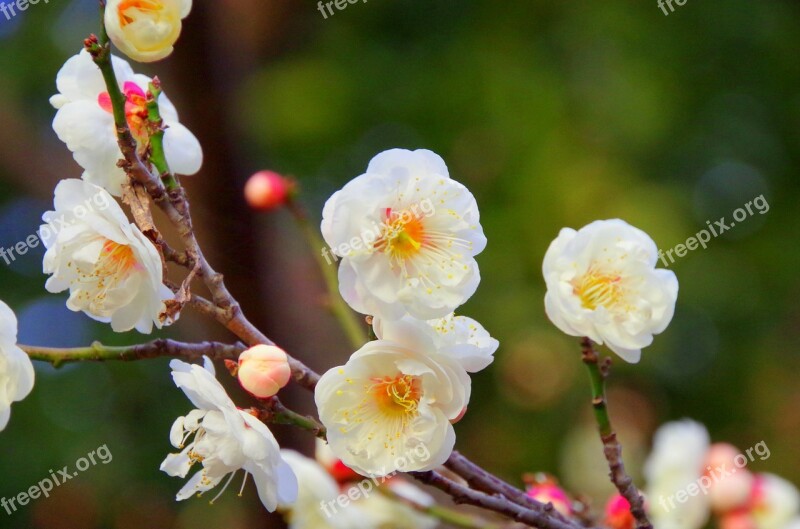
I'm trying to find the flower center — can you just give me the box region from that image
[573,268,624,310]
[117,0,164,26]
[96,239,138,278]
[369,374,421,418]
[98,82,149,142]
[74,239,137,297]
[374,208,426,259]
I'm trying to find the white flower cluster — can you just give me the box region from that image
[315,149,498,476]
[643,420,800,529]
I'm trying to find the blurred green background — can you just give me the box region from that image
[1,0,799,527]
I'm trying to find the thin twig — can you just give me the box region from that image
[580,337,651,529]
[286,199,366,350]
[411,471,584,529]
[251,397,327,440]
[445,452,574,526]
[21,339,246,368]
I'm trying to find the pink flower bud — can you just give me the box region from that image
[526,483,572,516]
[604,494,635,529]
[244,170,292,211]
[704,443,755,513]
[237,345,291,398]
[719,509,757,529]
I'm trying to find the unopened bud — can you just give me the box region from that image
[604,494,635,529]
[244,170,292,211]
[705,443,754,513]
[237,345,291,398]
[527,483,572,516]
[719,510,757,529]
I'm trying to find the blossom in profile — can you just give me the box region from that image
[0,300,35,432]
[645,420,710,529]
[40,179,173,333]
[315,318,471,476]
[542,219,678,363]
[104,0,193,63]
[372,312,498,373]
[321,148,486,321]
[50,49,202,196]
[161,359,298,511]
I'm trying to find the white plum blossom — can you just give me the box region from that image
[40,179,173,334]
[161,359,298,511]
[373,312,499,373]
[280,450,436,529]
[356,486,438,529]
[104,0,193,63]
[321,148,486,321]
[279,449,367,529]
[0,300,34,432]
[542,219,678,363]
[315,318,471,476]
[50,49,202,196]
[751,474,800,529]
[645,420,711,529]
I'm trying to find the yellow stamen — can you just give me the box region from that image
[369,374,421,418]
[573,268,623,310]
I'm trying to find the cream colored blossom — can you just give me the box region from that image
[104,0,192,62]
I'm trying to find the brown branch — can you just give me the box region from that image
[581,338,651,529]
[22,339,246,368]
[445,452,575,526]
[86,35,320,391]
[411,471,586,529]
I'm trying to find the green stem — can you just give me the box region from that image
[98,1,109,46]
[580,337,652,529]
[582,345,612,437]
[254,397,327,440]
[91,43,127,140]
[288,200,367,350]
[146,79,179,191]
